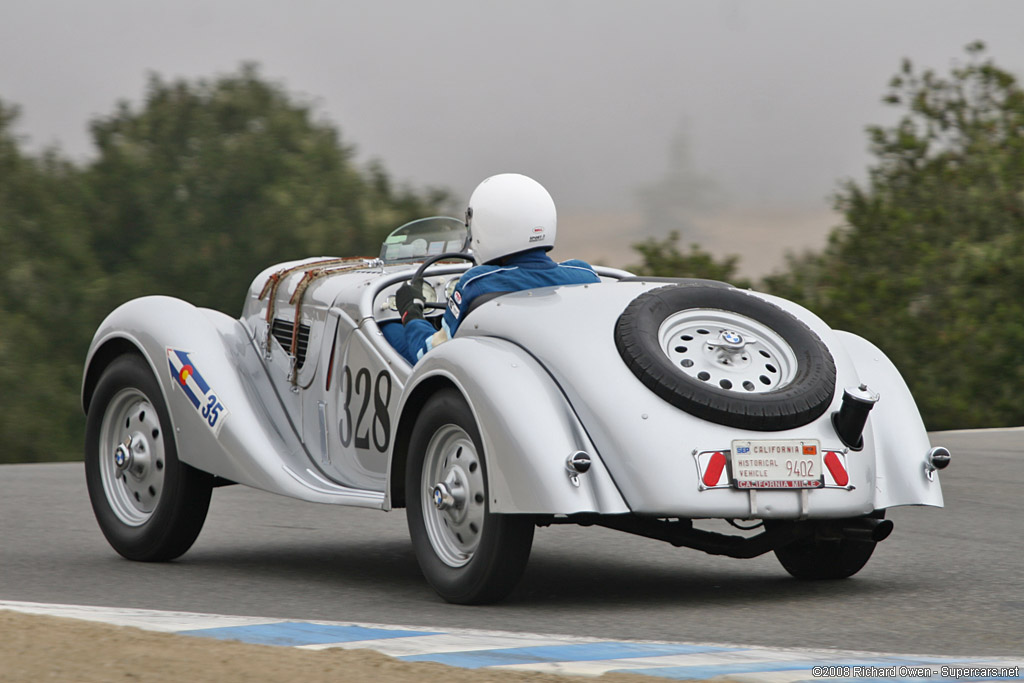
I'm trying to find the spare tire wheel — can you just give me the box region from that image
[614,285,836,431]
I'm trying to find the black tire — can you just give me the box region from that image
[405,389,534,604]
[85,354,213,561]
[772,516,882,580]
[615,285,836,431]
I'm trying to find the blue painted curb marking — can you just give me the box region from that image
[178,622,440,647]
[2,602,1021,682]
[400,641,737,668]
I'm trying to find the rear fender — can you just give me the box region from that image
[389,337,629,514]
[83,296,385,507]
[834,331,944,508]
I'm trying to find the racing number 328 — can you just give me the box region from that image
[338,367,391,452]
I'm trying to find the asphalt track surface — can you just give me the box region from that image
[1,430,1021,658]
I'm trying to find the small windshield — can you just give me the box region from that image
[379,217,469,264]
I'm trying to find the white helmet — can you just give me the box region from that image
[466,173,557,264]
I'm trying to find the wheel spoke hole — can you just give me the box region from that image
[743,381,755,391]
[759,349,771,358]
[151,428,159,439]
[680,334,693,341]
[139,410,145,422]
[155,460,163,470]
[133,491,140,502]
[455,446,462,459]
[469,461,477,473]
[719,379,732,389]
[697,371,710,381]
[474,493,484,504]
[760,375,771,385]
[469,523,478,534]
[681,359,693,367]
[674,345,688,353]
[766,363,777,373]
[148,486,156,497]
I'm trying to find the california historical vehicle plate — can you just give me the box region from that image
[730,439,823,489]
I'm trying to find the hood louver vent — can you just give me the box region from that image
[271,318,311,369]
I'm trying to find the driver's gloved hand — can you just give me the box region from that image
[396,281,426,324]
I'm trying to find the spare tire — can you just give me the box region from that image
[615,285,836,431]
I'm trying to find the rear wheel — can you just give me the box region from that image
[85,354,212,561]
[772,516,882,579]
[405,389,534,604]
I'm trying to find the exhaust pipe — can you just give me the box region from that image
[840,517,894,543]
[832,384,879,450]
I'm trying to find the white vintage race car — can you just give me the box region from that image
[82,216,950,603]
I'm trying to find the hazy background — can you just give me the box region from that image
[3,0,1023,274]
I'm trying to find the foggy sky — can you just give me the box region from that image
[2,0,1023,213]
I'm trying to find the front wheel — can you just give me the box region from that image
[85,354,213,561]
[405,389,534,604]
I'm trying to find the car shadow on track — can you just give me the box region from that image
[173,533,900,611]
[509,551,898,608]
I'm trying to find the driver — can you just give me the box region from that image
[383,173,600,365]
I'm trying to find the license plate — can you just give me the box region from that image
[730,439,823,489]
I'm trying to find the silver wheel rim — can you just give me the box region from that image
[658,309,798,393]
[421,424,486,568]
[98,388,167,526]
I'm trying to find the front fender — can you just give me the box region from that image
[83,296,385,507]
[391,337,629,514]
[834,330,944,508]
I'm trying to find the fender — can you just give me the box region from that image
[389,336,629,515]
[834,330,944,508]
[82,296,385,508]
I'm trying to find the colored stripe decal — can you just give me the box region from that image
[825,450,850,487]
[703,451,727,487]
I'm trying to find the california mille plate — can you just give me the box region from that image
[730,439,823,489]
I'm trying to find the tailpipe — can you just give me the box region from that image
[841,517,894,543]
[832,384,879,450]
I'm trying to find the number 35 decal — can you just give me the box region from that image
[337,366,392,452]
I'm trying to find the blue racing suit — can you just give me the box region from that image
[382,248,600,365]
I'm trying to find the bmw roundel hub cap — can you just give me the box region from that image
[723,331,743,345]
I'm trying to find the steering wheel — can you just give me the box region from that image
[411,252,477,309]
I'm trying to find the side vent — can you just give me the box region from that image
[271,318,311,369]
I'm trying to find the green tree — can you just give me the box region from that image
[85,64,450,313]
[764,42,1024,429]
[629,230,752,288]
[0,66,449,462]
[0,101,112,461]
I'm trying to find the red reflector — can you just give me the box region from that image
[703,451,727,487]
[824,451,849,487]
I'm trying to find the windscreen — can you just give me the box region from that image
[379,217,469,264]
